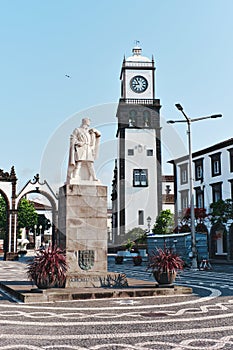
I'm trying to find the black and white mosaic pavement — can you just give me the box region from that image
[0,257,233,349]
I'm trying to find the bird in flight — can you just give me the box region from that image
[65,74,71,78]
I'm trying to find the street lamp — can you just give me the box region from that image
[167,103,222,270]
[34,224,37,249]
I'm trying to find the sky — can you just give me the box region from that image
[0,0,233,202]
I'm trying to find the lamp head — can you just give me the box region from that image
[210,114,222,119]
[167,120,175,124]
[175,103,183,111]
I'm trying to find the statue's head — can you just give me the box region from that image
[81,118,91,127]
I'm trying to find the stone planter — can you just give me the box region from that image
[133,256,142,266]
[153,271,177,287]
[115,256,124,264]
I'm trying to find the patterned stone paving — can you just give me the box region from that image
[0,257,233,349]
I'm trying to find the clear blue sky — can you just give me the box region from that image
[0,0,232,196]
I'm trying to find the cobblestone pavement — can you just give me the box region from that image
[0,257,233,349]
[108,257,233,297]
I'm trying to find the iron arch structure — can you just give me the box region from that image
[0,168,58,260]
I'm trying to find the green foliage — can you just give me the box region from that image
[37,214,51,233]
[122,227,146,247]
[0,195,7,237]
[17,198,38,230]
[152,210,174,235]
[136,232,147,244]
[126,227,145,240]
[209,199,233,226]
[125,239,134,250]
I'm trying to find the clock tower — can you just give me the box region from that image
[112,45,162,243]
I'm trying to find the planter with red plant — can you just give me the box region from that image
[27,245,67,289]
[133,255,142,266]
[147,247,184,287]
[115,255,124,264]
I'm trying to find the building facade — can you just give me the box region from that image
[170,138,233,260]
[112,45,162,245]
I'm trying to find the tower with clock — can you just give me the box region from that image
[112,44,162,243]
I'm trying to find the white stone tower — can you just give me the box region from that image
[112,44,162,243]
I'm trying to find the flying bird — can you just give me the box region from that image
[65,74,71,78]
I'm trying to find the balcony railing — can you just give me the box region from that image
[119,98,160,105]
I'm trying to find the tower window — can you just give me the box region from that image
[147,149,153,156]
[133,169,148,187]
[128,149,134,156]
[138,210,144,225]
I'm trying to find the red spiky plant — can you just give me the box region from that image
[147,247,184,275]
[27,245,67,289]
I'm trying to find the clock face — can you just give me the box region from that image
[130,75,148,93]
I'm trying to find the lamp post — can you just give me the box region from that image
[34,224,37,249]
[167,104,222,270]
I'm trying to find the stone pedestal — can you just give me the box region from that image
[58,183,109,288]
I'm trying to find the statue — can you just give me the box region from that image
[67,118,101,184]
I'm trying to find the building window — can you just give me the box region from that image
[133,169,148,187]
[129,110,137,127]
[138,210,144,225]
[143,110,151,127]
[180,190,189,211]
[210,182,222,202]
[194,158,203,181]
[128,149,134,156]
[147,149,153,156]
[229,180,233,200]
[210,153,221,177]
[179,164,188,185]
[195,186,204,208]
[228,148,233,172]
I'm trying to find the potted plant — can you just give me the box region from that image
[133,255,142,266]
[115,255,124,264]
[147,247,184,286]
[27,245,67,289]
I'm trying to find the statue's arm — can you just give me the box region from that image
[72,130,85,148]
[89,128,101,138]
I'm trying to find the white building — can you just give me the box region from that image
[169,138,233,260]
[112,45,162,245]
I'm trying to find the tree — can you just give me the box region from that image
[126,227,145,240]
[179,207,208,233]
[183,208,207,222]
[123,227,146,250]
[152,210,174,235]
[209,199,233,226]
[17,198,38,231]
[0,195,7,238]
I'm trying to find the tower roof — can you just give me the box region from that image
[126,45,151,62]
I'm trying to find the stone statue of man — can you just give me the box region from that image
[67,118,101,183]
